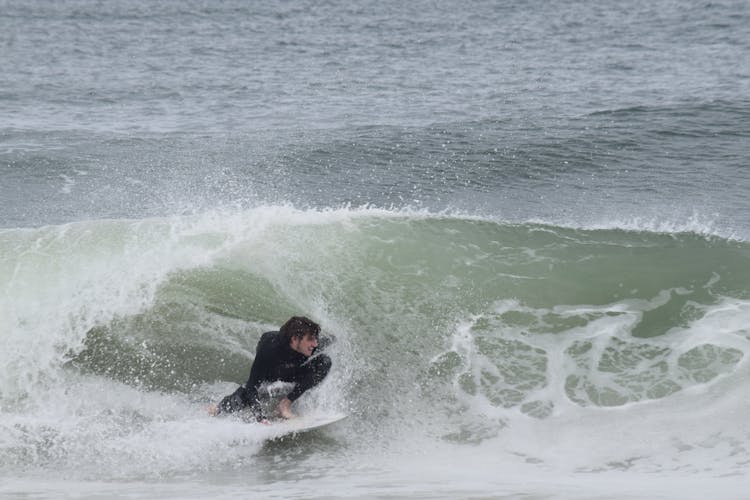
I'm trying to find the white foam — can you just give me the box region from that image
[0,372,278,479]
[0,216,232,400]
[442,295,750,476]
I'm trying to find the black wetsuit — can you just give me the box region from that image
[217,331,332,418]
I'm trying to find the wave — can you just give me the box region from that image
[2,206,749,477]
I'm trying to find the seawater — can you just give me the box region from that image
[2,0,750,498]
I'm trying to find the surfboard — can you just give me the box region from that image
[253,412,347,441]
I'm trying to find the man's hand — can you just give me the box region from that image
[207,404,219,416]
[277,398,296,419]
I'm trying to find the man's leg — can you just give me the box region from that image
[217,386,265,420]
[298,353,332,392]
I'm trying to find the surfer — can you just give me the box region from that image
[208,316,332,420]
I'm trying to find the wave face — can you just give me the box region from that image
[2,207,749,481]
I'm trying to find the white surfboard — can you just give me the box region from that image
[252,412,347,441]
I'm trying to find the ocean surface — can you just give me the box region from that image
[2,0,750,498]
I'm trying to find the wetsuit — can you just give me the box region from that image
[217,331,332,418]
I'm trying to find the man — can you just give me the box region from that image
[208,316,332,420]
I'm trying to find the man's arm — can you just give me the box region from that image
[282,353,333,412]
[272,335,335,419]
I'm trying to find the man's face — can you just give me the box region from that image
[290,333,318,357]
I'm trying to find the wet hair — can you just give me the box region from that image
[279,316,321,344]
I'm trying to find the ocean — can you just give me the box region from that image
[1,0,749,498]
